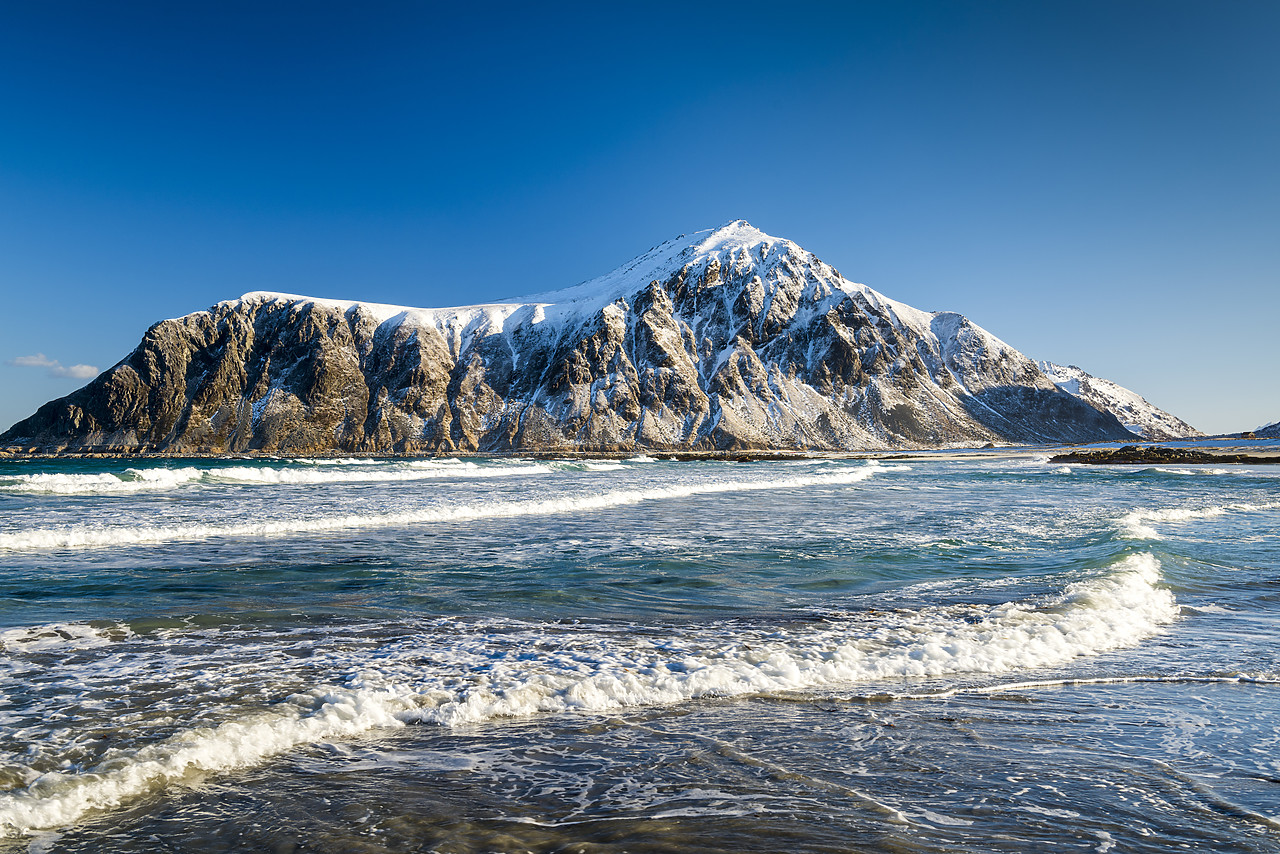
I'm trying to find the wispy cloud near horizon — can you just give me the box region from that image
[8,354,100,380]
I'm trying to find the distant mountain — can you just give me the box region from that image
[1255,421,1280,438]
[2,221,1136,455]
[1036,362,1202,441]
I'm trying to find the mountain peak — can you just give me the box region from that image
[687,219,789,255]
[504,220,811,310]
[2,223,1144,454]
[698,218,767,242]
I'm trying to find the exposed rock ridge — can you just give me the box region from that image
[2,221,1136,454]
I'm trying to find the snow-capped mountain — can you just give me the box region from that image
[1037,362,1202,441]
[1255,421,1280,438]
[2,221,1136,454]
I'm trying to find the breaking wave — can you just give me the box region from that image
[0,553,1175,836]
[0,467,207,495]
[1118,500,1279,539]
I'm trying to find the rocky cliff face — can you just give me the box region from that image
[1,222,1137,454]
[1037,362,1202,441]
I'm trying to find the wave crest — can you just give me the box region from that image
[0,553,1174,836]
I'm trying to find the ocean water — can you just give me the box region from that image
[0,452,1277,853]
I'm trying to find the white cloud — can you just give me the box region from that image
[7,353,100,380]
[9,354,57,369]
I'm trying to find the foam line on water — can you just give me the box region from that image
[291,457,410,465]
[0,553,1175,835]
[1149,467,1234,477]
[1118,500,1280,539]
[204,462,553,485]
[0,462,554,494]
[0,464,899,551]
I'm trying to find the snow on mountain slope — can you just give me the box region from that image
[3,222,1136,454]
[242,222,931,353]
[1037,361,1201,440]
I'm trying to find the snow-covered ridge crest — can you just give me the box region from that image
[228,218,1027,404]
[231,219,948,374]
[236,220,917,329]
[3,220,1140,454]
[1038,361,1202,440]
[232,291,535,344]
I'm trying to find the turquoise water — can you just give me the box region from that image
[0,453,1277,852]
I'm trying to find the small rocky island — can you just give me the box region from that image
[1049,446,1280,465]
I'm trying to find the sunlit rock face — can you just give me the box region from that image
[1,221,1136,454]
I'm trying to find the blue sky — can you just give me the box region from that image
[2,0,1276,435]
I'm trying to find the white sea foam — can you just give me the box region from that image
[0,623,131,653]
[0,686,415,837]
[1181,604,1232,615]
[542,460,630,472]
[393,553,1176,727]
[0,461,555,495]
[1150,467,1235,477]
[0,464,902,552]
[1117,501,1278,539]
[205,462,552,485]
[0,553,1175,836]
[291,457,401,466]
[0,468,207,495]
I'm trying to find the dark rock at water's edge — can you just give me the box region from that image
[2,222,1139,456]
[1049,446,1280,465]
